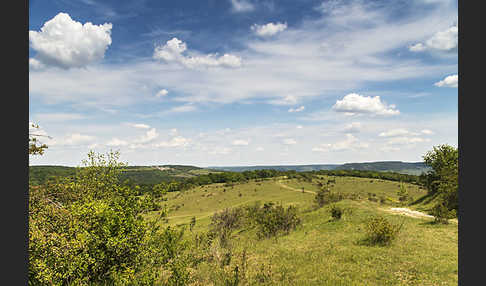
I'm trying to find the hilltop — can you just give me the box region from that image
[208,161,431,175]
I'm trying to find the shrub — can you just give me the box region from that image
[210,208,244,247]
[28,151,187,285]
[314,188,343,208]
[253,203,301,239]
[362,216,403,246]
[330,204,343,220]
[430,202,455,224]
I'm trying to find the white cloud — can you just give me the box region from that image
[48,133,95,146]
[409,24,457,52]
[153,37,242,69]
[332,93,399,116]
[135,128,159,143]
[230,0,255,12]
[288,106,305,113]
[386,136,431,146]
[256,146,264,151]
[106,138,129,147]
[421,129,434,135]
[156,89,169,97]
[169,104,197,113]
[408,43,426,52]
[128,123,150,129]
[312,134,368,152]
[379,128,413,137]
[29,1,456,110]
[434,74,458,88]
[29,12,112,69]
[343,122,362,133]
[251,22,287,37]
[169,128,178,135]
[154,136,190,148]
[232,139,250,146]
[296,125,303,129]
[282,138,297,145]
[29,58,45,70]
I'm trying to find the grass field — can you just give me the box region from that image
[143,175,457,285]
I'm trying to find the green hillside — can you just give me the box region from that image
[29,164,217,186]
[143,175,457,285]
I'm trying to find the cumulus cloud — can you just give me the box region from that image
[153,37,242,69]
[312,134,368,152]
[251,22,287,37]
[332,93,399,116]
[378,128,417,137]
[409,24,457,52]
[230,0,255,12]
[343,122,362,133]
[288,106,305,113]
[232,139,250,146]
[29,12,112,69]
[154,136,190,148]
[135,128,159,143]
[156,89,169,97]
[29,58,45,70]
[49,133,95,146]
[434,74,458,88]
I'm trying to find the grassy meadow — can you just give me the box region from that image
[144,176,457,285]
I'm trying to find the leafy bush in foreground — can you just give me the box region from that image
[29,151,187,285]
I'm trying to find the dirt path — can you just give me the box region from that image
[384,207,458,224]
[278,180,458,223]
[276,180,316,194]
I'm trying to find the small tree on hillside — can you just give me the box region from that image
[423,144,458,214]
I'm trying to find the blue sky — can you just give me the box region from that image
[29,0,458,167]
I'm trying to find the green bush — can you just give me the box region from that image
[362,216,403,246]
[431,202,455,224]
[314,188,343,208]
[210,208,245,247]
[252,203,301,239]
[330,204,343,220]
[29,151,188,285]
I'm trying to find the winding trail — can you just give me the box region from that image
[276,180,458,224]
[276,180,316,194]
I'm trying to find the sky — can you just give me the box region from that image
[29,0,458,167]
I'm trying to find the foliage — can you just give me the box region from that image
[251,202,301,239]
[329,204,343,220]
[29,123,49,156]
[362,216,403,246]
[29,151,187,285]
[314,188,343,208]
[423,144,458,214]
[397,183,410,203]
[210,208,245,247]
[430,202,455,224]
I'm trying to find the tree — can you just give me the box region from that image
[29,123,50,155]
[29,150,187,285]
[423,144,458,213]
